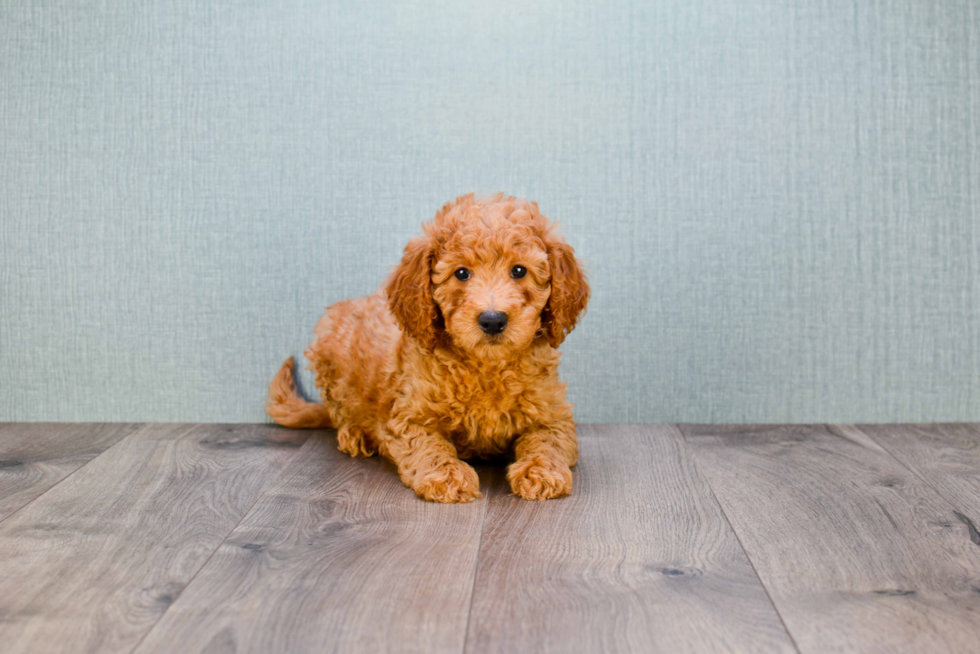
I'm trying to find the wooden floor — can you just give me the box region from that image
[1,424,979,653]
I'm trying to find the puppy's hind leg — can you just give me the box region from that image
[337,425,376,458]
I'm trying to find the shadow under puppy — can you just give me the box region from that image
[267,193,589,503]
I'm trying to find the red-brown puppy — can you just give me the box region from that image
[267,193,589,503]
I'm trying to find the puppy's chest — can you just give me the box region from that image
[438,373,535,456]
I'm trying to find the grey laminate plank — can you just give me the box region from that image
[134,433,490,654]
[0,423,138,522]
[857,424,980,532]
[681,424,980,654]
[0,423,309,654]
[465,425,797,654]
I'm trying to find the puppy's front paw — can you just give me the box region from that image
[507,455,573,500]
[412,459,482,504]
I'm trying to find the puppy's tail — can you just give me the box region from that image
[266,357,333,428]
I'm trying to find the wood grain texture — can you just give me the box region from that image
[681,424,980,654]
[0,423,308,654]
[0,423,138,522]
[133,433,490,654]
[857,424,980,531]
[465,424,797,654]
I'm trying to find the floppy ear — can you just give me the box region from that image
[385,235,441,349]
[542,238,590,348]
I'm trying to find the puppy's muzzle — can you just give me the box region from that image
[477,311,508,336]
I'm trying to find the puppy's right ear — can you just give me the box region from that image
[384,235,441,349]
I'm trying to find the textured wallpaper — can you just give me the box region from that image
[1,0,977,423]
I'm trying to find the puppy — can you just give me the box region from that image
[267,193,589,502]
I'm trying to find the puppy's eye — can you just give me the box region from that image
[454,268,471,281]
[511,265,527,279]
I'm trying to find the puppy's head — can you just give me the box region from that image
[385,194,589,357]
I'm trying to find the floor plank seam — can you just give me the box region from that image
[851,424,980,545]
[460,471,494,654]
[124,428,315,654]
[673,425,804,654]
[0,423,144,529]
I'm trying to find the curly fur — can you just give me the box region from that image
[267,193,590,503]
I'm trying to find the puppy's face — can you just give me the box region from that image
[431,230,551,357]
[386,195,589,357]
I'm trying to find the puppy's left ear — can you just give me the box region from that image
[384,235,442,349]
[542,237,590,348]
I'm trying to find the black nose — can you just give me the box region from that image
[478,311,508,335]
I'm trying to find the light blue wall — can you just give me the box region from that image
[1,0,978,423]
